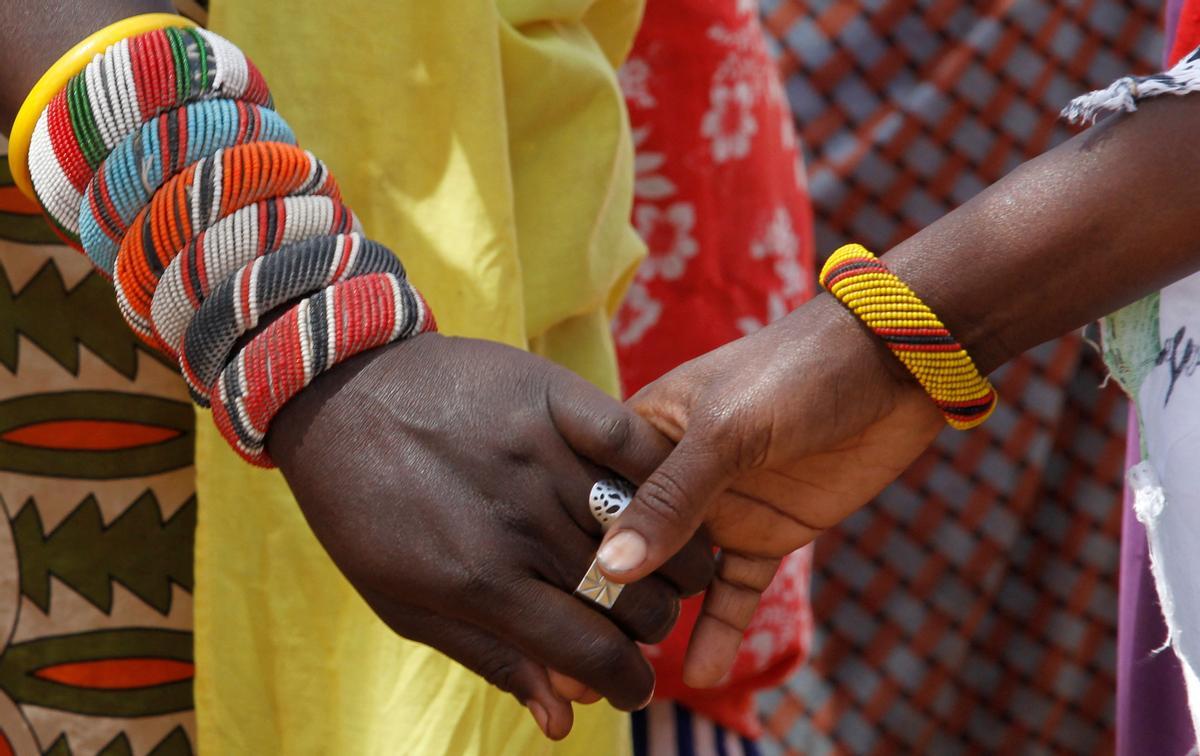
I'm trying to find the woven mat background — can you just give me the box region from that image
[755,0,1161,752]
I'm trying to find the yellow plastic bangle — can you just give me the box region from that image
[7,12,193,201]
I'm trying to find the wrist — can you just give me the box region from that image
[268,332,444,468]
[777,293,926,410]
[880,240,1013,376]
[817,244,999,429]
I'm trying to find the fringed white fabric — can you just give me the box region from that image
[1127,271,1200,747]
[1062,45,1200,123]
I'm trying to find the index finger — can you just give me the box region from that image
[544,366,674,485]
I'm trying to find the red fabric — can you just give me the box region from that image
[1172,0,1200,63]
[615,0,816,738]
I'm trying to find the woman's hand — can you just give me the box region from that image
[268,333,714,739]
[595,295,943,687]
[593,95,1200,691]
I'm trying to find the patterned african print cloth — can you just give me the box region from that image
[0,136,196,754]
[752,0,1163,752]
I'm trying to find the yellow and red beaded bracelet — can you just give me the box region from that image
[819,244,997,430]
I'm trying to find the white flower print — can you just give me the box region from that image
[751,206,808,298]
[619,57,656,109]
[743,627,778,667]
[632,127,676,201]
[751,207,799,260]
[771,77,798,152]
[703,11,785,164]
[738,549,813,668]
[737,291,791,335]
[634,202,698,281]
[794,154,808,193]
[702,80,758,163]
[613,280,663,348]
[738,208,810,334]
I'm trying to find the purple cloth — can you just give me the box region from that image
[1116,412,1196,755]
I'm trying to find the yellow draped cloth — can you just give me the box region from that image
[198,0,646,752]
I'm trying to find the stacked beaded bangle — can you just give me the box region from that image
[180,233,407,404]
[113,142,339,336]
[212,273,436,465]
[13,18,437,465]
[25,25,271,241]
[151,197,360,357]
[819,244,997,430]
[80,100,295,271]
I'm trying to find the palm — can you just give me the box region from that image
[704,389,940,557]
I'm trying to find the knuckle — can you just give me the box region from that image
[636,469,696,526]
[502,411,546,454]
[671,545,716,597]
[485,493,534,533]
[702,400,770,472]
[457,561,501,603]
[637,594,681,645]
[590,640,654,707]
[582,636,633,678]
[475,650,522,695]
[594,413,632,457]
[500,442,538,470]
[720,556,778,592]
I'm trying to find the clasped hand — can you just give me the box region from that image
[268,293,944,740]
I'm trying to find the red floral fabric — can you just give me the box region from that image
[615,0,816,737]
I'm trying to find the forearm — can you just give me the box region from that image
[878,94,1200,374]
[0,0,174,131]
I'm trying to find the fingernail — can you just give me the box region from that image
[598,531,647,573]
[638,681,656,710]
[527,701,550,736]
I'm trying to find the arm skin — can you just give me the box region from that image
[889,93,1200,374]
[0,3,717,737]
[597,91,1200,686]
[0,0,175,131]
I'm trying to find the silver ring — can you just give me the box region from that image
[575,558,624,609]
[589,478,634,532]
[575,479,635,609]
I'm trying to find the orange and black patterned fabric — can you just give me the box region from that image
[0,140,195,754]
[754,0,1159,751]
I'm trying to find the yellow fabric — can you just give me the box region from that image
[198,0,645,753]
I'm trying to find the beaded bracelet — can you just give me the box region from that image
[14,16,439,468]
[819,244,997,429]
[211,273,437,466]
[150,197,359,357]
[26,26,271,237]
[79,100,294,262]
[8,13,191,200]
[181,233,407,404]
[112,142,338,332]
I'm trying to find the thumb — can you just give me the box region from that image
[596,433,733,583]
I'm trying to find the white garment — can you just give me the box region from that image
[1130,270,1200,740]
[1067,46,1200,740]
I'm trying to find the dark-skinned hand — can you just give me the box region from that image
[268,333,715,740]
[595,295,943,687]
